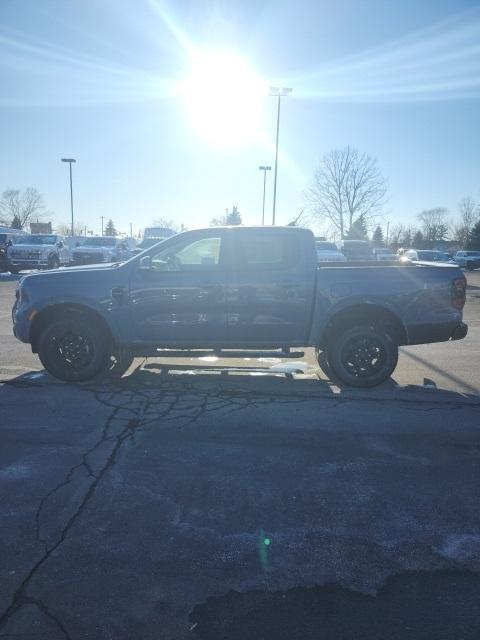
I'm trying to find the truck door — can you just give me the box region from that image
[128,230,228,346]
[227,229,313,346]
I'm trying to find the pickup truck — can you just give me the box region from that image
[8,234,70,273]
[12,226,468,387]
[71,236,132,265]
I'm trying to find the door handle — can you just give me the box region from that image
[111,286,125,304]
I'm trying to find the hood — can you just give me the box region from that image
[21,262,119,284]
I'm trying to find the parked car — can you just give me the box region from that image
[71,236,132,265]
[131,237,166,256]
[339,240,375,261]
[400,249,456,264]
[13,226,467,387]
[454,251,480,270]
[0,229,26,272]
[373,248,397,261]
[7,234,70,273]
[315,240,346,263]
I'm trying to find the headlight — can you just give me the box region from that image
[16,285,28,305]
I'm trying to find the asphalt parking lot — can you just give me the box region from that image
[1,272,480,639]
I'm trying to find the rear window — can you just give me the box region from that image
[234,234,300,269]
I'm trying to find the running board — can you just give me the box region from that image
[134,348,305,359]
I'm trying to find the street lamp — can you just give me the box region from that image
[61,158,76,236]
[269,87,292,225]
[258,166,272,225]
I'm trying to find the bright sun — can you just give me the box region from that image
[180,51,266,146]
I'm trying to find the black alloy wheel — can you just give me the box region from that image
[37,317,109,382]
[326,324,398,388]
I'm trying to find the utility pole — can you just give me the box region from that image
[101,216,105,236]
[61,158,76,236]
[258,166,272,225]
[269,87,292,225]
[130,222,133,238]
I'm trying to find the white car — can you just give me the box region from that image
[373,248,397,261]
[400,249,456,264]
[315,241,346,263]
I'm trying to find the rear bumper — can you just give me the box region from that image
[408,321,468,345]
[451,322,468,341]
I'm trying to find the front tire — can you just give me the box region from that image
[48,256,60,270]
[325,324,398,388]
[37,317,109,382]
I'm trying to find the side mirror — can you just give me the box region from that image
[139,255,152,270]
[57,241,64,248]
[75,241,80,247]
[6,239,12,247]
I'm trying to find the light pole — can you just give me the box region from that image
[61,158,76,236]
[269,87,292,225]
[258,166,271,225]
[101,216,105,236]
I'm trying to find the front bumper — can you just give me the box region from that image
[9,259,49,269]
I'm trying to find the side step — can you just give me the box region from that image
[135,348,305,359]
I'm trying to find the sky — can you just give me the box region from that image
[0,0,479,237]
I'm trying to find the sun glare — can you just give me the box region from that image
[180,51,266,146]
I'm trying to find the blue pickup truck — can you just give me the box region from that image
[12,226,468,387]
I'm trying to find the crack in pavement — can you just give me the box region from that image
[1,370,478,637]
[0,375,313,637]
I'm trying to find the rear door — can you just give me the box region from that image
[226,229,313,346]
[128,230,228,346]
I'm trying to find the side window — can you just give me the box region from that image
[150,236,222,271]
[234,234,300,270]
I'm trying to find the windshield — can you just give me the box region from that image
[316,242,337,251]
[83,237,116,247]
[16,235,57,245]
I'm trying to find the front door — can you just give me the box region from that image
[128,230,228,346]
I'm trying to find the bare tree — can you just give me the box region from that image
[56,221,86,236]
[388,224,405,247]
[451,197,479,246]
[307,146,387,239]
[0,188,46,229]
[417,207,449,245]
[151,217,182,233]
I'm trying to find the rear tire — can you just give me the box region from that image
[37,317,109,382]
[325,323,398,388]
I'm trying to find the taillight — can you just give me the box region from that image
[452,277,466,310]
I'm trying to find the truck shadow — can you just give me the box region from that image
[4,362,480,406]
